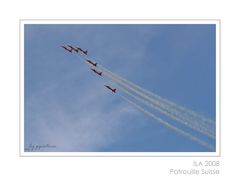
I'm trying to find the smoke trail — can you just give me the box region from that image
[72,51,215,139]
[68,50,215,150]
[120,95,214,151]
[99,64,215,129]
[112,82,215,139]
[99,65,215,124]
[101,68,215,138]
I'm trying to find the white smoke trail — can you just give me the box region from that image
[99,64,215,130]
[112,82,215,139]
[99,64,215,124]
[120,95,214,151]
[101,68,215,138]
[71,50,215,139]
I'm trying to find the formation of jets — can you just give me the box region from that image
[61,45,116,93]
[61,45,88,55]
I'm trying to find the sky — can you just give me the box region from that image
[24,24,216,152]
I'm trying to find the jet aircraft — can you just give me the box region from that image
[104,85,116,93]
[76,47,88,55]
[86,59,97,67]
[61,46,72,52]
[67,45,79,52]
[91,68,102,76]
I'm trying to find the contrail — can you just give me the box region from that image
[120,95,214,151]
[111,82,215,139]
[101,68,215,138]
[99,64,215,126]
[74,53,215,138]
[71,50,216,145]
[99,64,215,130]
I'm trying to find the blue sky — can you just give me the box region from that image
[24,24,216,152]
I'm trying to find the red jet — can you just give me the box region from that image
[76,47,88,55]
[61,46,72,53]
[85,59,97,67]
[91,68,102,76]
[104,85,116,93]
[67,45,79,53]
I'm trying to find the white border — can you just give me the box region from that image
[20,20,220,157]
